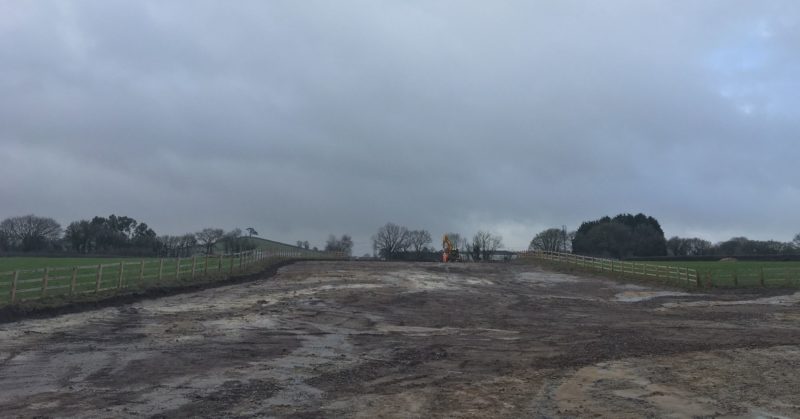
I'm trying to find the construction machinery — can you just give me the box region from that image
[442,234,460,262]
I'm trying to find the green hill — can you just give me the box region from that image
[212,236,321,255]
[246,237,319,253]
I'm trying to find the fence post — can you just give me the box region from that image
[139,260,145,284]
[239,253,243,269]
[760,267,765,287]
[95,265,103,293]
[176,257,181,280]
[229,256,235,275]
[118,262,125,289]
[70,266,77,296]
[733,269,738,286]
[218,255,223,272]
[41,267,50,297]
[204,255,209,276]
[158,259,164,282]
[191,256,197,279]
[10,270,18,304]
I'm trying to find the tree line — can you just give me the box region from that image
[0,214,260,257]
[371,222,504,261]
[528,212,800,259]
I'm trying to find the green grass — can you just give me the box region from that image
[0,239,336,307]
[0,254,249,305]
[640,260,800,288]
[0,257,150,272]
[213,237,321,254]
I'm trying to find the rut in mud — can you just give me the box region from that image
[1,261,799,418]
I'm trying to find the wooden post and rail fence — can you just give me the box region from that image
[0,249,345,306]
[519,250,701,288]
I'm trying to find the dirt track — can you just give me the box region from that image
[1,261,799,418]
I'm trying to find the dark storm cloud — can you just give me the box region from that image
[1,1,799,253]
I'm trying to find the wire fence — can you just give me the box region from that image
[520,250,700,287]
[0,249,345,306]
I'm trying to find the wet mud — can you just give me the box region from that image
[1,261,798,418]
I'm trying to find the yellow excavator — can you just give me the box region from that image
[442,234,460,263]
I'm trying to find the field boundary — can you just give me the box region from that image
[520,250,700,288]
[0,249,345,307]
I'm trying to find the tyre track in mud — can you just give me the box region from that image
[0,261,799,418]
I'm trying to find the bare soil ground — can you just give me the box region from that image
[1,261,799,418]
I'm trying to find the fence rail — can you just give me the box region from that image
[0,249,344,306]
[520,250,700,287]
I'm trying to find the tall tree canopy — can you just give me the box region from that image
[572,213,666,258]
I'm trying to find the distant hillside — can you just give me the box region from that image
[245,237,320,253]
[213,237,321,254]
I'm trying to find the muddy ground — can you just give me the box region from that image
[1,261,799,418]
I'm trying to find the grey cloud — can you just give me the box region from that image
[1,1,799,254]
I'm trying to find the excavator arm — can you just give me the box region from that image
[442,235,458,262]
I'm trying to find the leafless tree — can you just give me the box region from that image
[529,228,565,252]
[221,228,243,253]
[178,234,198,257]
[325,234,354,256]
[372,223,409,259]
[472,231,503,261]
[0,214,62,251]
[196,228,225,254]
[158,235,182,257]
[407,230,432,255]
[444,232,470,255]
[667,236,714,256]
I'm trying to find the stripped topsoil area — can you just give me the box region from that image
[1,261,799,418]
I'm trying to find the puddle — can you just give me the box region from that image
[662,292,800,308]
[376,324,520,338]
[516,271,577,285]
[614,291,692,302]
[557,361,717,417]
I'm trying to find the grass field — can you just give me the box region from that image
[215,237,317,254]
[0,237,332,306]
[643,260,800,287]
[0,257,150,272]
[0,248,308,306]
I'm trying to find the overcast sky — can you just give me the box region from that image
[1,1,798,254]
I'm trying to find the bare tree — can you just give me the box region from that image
[221,228,243,253]
[0,214,62,251]
[372,223,409,259]
[158,235,182,257]
[472,231,503,261]
[529,228,565,252]
[667,236,714,256]
[196,228,225,254]
[246,227,258,238]
[445,232,461,248]
[407,230,432,255]
[448,233,471,255]
[325,234,354,256]
[178,233,198,257]
[0,229,9,252]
